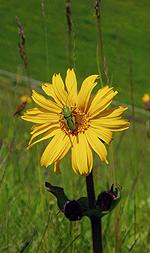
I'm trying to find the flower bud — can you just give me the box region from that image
[64,200,82,221]
[96,191,114,211]
[96,184,120,211]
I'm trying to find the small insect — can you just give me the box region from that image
[62,105,76,132]
[13,95,31,116]
[13,101,27,116]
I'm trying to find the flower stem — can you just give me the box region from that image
[86,172,103,253]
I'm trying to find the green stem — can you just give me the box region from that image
[95,0,107,84]
[66,0,75,68]
[86,172,103,253]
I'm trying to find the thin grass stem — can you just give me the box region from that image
[16,16,31,89]
[41,0,49,78]
[95,0,108,84]
[65,0,75,68]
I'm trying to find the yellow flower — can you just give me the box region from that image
[20,95,32,104]
[22,69,129,175]
[142,94,150,103]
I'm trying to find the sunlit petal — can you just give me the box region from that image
[65,69,77,105]
[28,128,60,148]
[71,134,93,175]
[29,123,60,146]
[88,125,112,144]
[88,86,118,118]
[22,112,59,124]
[52,73,68,105]
[85,128,108,164]
[32,90,61,113]
[77,75,98,112]
[41,131,71,167]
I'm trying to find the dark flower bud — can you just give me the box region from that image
[96,184,120,211]
[64,200,82,221]
[96,191,114,211]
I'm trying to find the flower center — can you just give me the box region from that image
[59,106,89,136]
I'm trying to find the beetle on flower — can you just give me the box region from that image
[22,69,129,175]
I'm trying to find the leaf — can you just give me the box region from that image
[45,182,69,211]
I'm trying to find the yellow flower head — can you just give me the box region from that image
[22,69,129,175]
[142,94,150,103]
[20,95,32,104]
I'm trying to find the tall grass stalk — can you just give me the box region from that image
[65,0,75,68]
[128,58,138,241]
[16,16,31,89]
[94,0,108,84]
[41,0,49,79]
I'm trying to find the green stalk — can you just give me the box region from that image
[41,0,49,79]
[95,0,108,84]
[86,172,103,253]
[65,0,75,68]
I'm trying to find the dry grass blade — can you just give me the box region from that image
[65,0,75,68]
[16,16,28,69]
[94,0,107,83]
[66,0,72,33]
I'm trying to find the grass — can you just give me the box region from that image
[0,0,150,252]
[0,74,150,252]
[0,0,150,105]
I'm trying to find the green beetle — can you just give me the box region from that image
[62,105,76,132]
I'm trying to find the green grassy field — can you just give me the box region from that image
[1,76,150,253]
[1,1,150,252]
[1,0,150,105]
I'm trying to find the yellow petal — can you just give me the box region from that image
[31,123,54,134]
[22,107,59,124]
[41,131,71,167]
[42,83,64,108]
[32,90,61,113]
[28,128,60,148]
[88,86,118,119]
[90,106,130,131]
[99,106,128,118]
[42,82,60,103]
[29,123,60,146]
[71,133,93,175]
[92,118,129,131]
[22,114,59,124]
[23,108,48,115]
[77,75,99,112]
[65,69,77,105]
[88,125,112,144]
[42,83,54,97]
[85,128,108,164]
[52,74,68,105]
